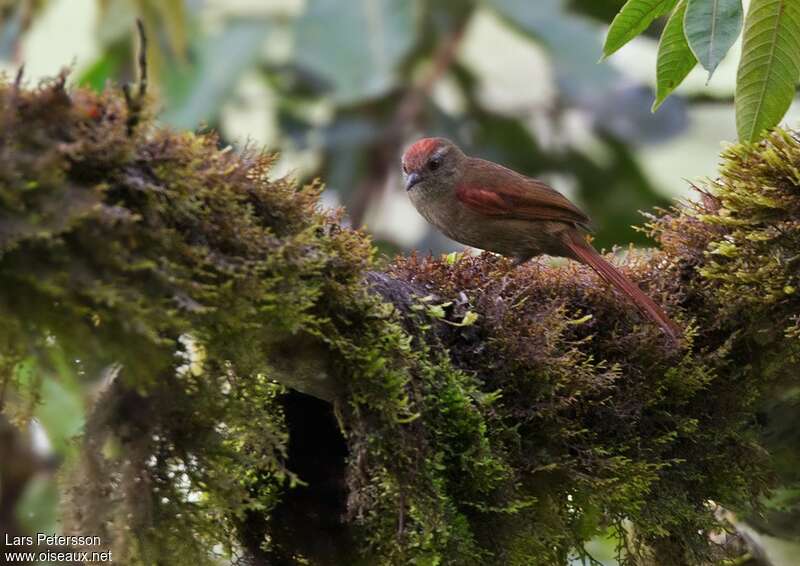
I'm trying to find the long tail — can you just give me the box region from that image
[562,233,681,342]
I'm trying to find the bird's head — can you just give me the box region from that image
[401,137,464,193]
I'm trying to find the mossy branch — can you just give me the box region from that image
[1,77,798,565]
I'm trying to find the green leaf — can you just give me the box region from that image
[653,0,697,111]
[427,304,447,319]
[684,0,743,79]
[567,314,594,325]
[293,0,418,104]
[442,310,480,327]
[735,0,800,142]
[444,251,463,265]
[461,311,479,326]
[603,0,679,58]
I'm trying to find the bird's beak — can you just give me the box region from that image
[405,172,421,191]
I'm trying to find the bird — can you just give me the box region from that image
[401,137,681,341]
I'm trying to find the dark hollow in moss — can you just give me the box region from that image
[260,391,353,565]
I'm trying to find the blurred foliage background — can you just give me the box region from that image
[1,0,799,564]
[8,0,800,256]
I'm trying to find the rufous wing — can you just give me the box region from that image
[456,157,590,228]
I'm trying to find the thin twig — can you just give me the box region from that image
[124,18,149,135]
[348,23,468,226]
[9,64,25,109]
[13,64,25,92]
[135,18,148,98]
[389,24,466,135]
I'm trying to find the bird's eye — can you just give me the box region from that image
[428,156,442,171]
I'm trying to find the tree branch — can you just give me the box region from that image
[1,75,797,566]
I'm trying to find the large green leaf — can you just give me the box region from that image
[735,0,800,142]
[603,0,678,57]
[653,0,697,110]
[293,0,418,105]
[684,0,743,79]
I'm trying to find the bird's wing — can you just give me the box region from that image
[456,158,590,227]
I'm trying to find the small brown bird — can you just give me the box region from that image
[401,137,680,341]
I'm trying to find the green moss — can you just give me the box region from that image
[1,76,799,565]
[0,74,370,564]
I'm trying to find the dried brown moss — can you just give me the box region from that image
[1,75,798,565]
